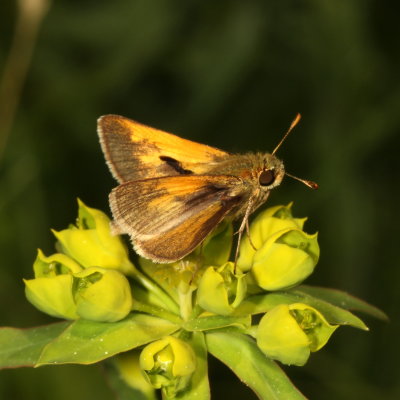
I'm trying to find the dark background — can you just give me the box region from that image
[0,1,399,399]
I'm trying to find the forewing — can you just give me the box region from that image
[98,115,229,183]
[109,175,245,262]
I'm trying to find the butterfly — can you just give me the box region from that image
[97,114,317,263]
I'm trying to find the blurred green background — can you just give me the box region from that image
[0,0,399,399]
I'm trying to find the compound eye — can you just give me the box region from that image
[259,169,275,186]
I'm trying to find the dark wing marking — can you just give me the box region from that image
[159,156,193,175]
[98,115,229,183]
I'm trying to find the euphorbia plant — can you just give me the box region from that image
[0,200,386,399]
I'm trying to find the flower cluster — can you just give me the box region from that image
[25,200,135,322]
[22,200,374,399]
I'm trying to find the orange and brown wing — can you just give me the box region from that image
[98,115,229,183]
[109,174,244,262]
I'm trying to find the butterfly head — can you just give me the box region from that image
[257,153,285,191]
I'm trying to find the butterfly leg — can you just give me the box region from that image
[246,218,257,251]
[244,189,270,251]
[233,196,257,270]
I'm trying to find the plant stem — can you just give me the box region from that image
[127,269,180,315]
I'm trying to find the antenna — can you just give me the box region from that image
[272,113,301,155]
[285,172,319,190]
[272,113,318,190]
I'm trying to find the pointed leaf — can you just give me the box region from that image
[0,322,70,368]
[235,291,368,330]
[297,285,388,321]
[183,315,251,332]
[37,313,179,366]
[234,292,296,315]
[206,330,306,400]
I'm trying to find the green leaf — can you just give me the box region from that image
[296,285,388,321]
[37,313,179,366]
[183,315,251,332]
[132,301,183,325]
[206,330,306,400]
[235,291,369,330]
[234,292,296,316]
[291,292,369,330]
[0,322,70,368]
[176,332,210,400]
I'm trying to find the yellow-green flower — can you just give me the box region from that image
[197,262,247,315]
[257,303,338,366]
[74,267,133,322]
[250,228,319,290]
[24,250,81,319]
[25,250,133,322]
[236,204,319,290]
[140,336,196,397]
[52,199,135,275]
[237,204,306,272]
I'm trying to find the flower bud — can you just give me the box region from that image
[24,250,81,319]
[140,336,196,396]
[251,228,319,290]
[74,267,133,322]
[237,204,306,272]
[33,249,83,277]
[52,199,135,274]
[197,262,247,315]
[257,303,338,366]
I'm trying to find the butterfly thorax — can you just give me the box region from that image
[204,152,285,218]
[206,152,284,186]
